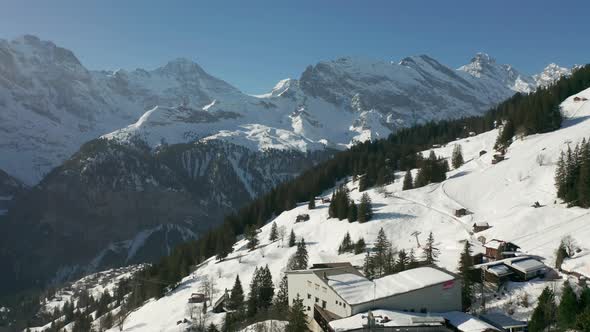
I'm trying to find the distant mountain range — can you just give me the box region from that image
[0,35,572,293]
[0,35,570,186]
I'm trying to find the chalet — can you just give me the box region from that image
[479,150,487,157]
[454,208,468,217]
[491,154,505,165]
[475,256,547,285]
[480,313,527,332]
[507,257,546,281]
[473,222,491,233]
[187,293,206,304]
[296,214,311,223]
[483,240,519,261]
[286,263,462,331]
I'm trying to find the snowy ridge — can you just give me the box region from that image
[86,88,590,331]
[0,35,570,185]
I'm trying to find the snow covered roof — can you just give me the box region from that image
[483,240,504,249]
[486,264,513,277]
[508,257,545,274]
[442,311,500,332]
[474,222,489,227]
[480,313,527,328]
[329,309,446,331]
[327,267,457,305]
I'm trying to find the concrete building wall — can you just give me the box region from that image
[287,271,352,319]
[351,279,462,315]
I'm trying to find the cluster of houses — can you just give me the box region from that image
[285,262,529,332]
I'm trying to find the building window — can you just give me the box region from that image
[315,283,319,290]
[322,286,327,293]
[315,297,319,303]
[343,303,346,308]
[307,293,311,299]
[322,300,327,309]
[307,306,310,311]
[335,300,338,305]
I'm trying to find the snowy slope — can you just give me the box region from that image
[95,88,590,332]
[0,35,568,185]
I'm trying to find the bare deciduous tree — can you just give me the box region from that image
[277,226,287,247]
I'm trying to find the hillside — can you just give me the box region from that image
[37,87,587,332]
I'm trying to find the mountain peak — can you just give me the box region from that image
[471,52,496,65]
[533,63,571,88]
[158,57,204,74]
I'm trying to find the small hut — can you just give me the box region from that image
[473,222,491,233]
[454,208,468,217]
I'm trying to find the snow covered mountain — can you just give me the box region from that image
[27,87,590,332]
[533,63,572,88]
[0,35,569,186]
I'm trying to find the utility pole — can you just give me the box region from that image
[480,267,486,314]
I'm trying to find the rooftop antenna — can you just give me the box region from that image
[411,231,421,248]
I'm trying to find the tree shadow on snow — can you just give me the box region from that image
[448,171,471,180]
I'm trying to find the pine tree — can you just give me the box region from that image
[292,239,309,270]
[363,251,375,279]
[247,267,260,317]
[354,237,366,254]
[274,275,289,314]
[458,241,474,310]
[207,323,220,332]
[338,232,353,254]
[374,228,390,276]
[308,196,316,209]
[396,249,409,272]
[557,281,578,330]
[258,265,275,310]
[402,170,413,190]
[495,119,515,150]
[408,248,419,268]
[422,232,440,264]
[576,308,590,332]
[529,287,557,332]
[245,225,259,250]
[358,193,373,223]
[269,222,278,242]
[228,275,244,313]
[580,286,590,311]
[578,140,590,207]
[347,200,358,223]
[358,175,368,192]
[286,296,310,332]
[451,144,464,169]
[288,229,296,247]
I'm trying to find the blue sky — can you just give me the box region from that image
[1,0,588,94]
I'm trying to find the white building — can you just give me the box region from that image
[286,263,462,331]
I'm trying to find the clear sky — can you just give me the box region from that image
[1,0,588,94]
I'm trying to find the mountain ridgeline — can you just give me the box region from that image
[115,64,590,315]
